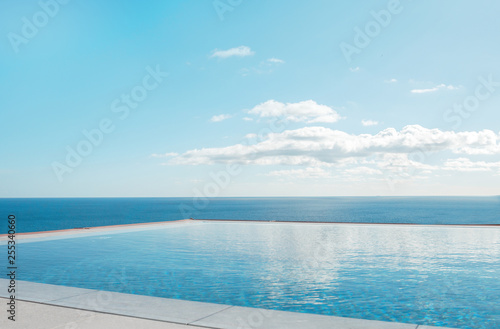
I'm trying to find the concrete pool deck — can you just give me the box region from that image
[0,220,463,329]
[0,297,206,329]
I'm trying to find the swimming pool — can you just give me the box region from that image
[7,220,500,328]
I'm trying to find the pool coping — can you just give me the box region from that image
[0,280,456,329]
[0,218,194,240]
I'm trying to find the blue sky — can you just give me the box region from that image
[1,0,500,197]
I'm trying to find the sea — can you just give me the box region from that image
[1,196,499,234]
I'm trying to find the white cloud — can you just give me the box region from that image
[385,78,398,83]
[151,152,178,158]
[268,58,285,64]
[248,100,341,123]
[361,119,379,126]
[164,125,500,166]
[411,84,459,94]
[443,157,500,172]
[376,153,437,174]
[210,114,232,122]
[267,167,331,178]
[349,67,360,72]
[242,117,253,121]
[211,46,254,59]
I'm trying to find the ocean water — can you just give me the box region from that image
[13,221,500,329]
[1,196,499,234]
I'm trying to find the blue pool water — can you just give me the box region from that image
[1,196,499,233]
[11,221,500,329]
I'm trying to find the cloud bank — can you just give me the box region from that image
[165,125,500,166]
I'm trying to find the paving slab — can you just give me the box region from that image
[0,298,209,329]
[0,279,95,303]
[51,289,231,325]
[191,305,418,329]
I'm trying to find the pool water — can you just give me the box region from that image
[13,221,500,328]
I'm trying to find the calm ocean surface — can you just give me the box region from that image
[1,196,499,234]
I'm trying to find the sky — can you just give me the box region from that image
[1,0,500,197]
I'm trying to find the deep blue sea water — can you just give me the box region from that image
[1,196,499,234]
